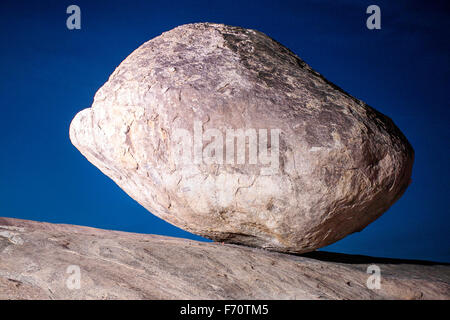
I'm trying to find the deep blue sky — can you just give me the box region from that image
[0,0,449,262]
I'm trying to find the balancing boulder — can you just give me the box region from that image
[70,23,414,253]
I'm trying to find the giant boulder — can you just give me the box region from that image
[69,23,414,253]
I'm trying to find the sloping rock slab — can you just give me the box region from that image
[0,217,448,300]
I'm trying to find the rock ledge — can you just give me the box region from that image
[0,218,447,300]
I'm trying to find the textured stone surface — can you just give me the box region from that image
[69,23,414,253]
[0,218,448,300]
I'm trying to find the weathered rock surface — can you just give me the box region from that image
[69,23,414,253]
[0,218,448,300]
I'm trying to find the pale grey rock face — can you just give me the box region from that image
[69,23,414,253]
[1,218,448,300]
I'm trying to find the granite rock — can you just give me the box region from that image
[69,23,414,253]
[1,218,448,300]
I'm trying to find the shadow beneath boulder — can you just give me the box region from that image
[300,251,450,266]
